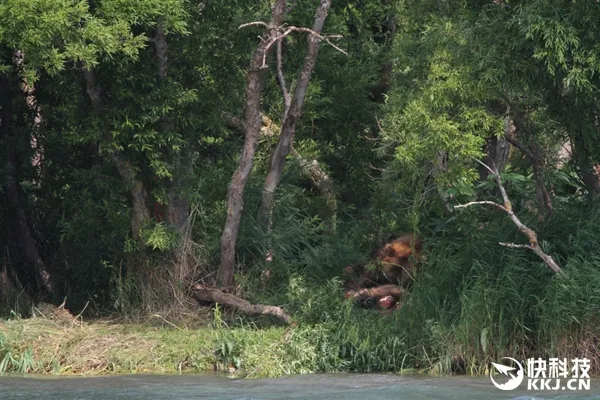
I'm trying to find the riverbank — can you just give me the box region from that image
[2,308,600,379]
[0,314,294,377]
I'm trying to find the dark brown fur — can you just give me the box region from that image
[342,234,423,310]
[344,234,423,287]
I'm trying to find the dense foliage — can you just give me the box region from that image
[2,0,600,375]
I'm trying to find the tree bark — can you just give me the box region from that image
[155,21,190,232]
[1,75,54,300]
[290,147,337,228]
[226,113,337,224]
[82,68,151,245]
[13,50,44,184]
[572,134,600,195]
[218,0,288,288]
[154,18,193,282]
[503,112,553,218]
[258,0,333,229]
[478,122,509,180]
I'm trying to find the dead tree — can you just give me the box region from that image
[258,0,339,233]
[226,113,337,226]
[455,160,562,275]
[218,0,288,288]
[218,0,345,287]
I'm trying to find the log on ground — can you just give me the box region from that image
[191,285,292,325]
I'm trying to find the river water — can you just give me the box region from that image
[1,373,599,399]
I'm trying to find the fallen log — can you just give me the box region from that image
[345,284,405,301]
[191,285,292,325]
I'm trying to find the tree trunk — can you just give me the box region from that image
[82,68,151,245]
[13,50,44,185]
[154,18,193,282]
[226,113,337,228]
[572,134,600,195]
[478,121,510,181]
[156,20,190,232]
[218,0,288,288]
[1,75,54,301]
[503,111,553,218]
[258,0,333,229]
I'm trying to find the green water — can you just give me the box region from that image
[1,374,599,399]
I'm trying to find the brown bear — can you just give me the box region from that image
[342,233,423,310]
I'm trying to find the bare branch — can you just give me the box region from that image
[474,158,497,177]
[454,200,507,212]
[238,21,270,30]
[261,26,346,68]
[499,242,531,249]
[276,39,291,121]
[455,159,563,275]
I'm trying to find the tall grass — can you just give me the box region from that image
[228,198,600,376]
[2,185,599,378]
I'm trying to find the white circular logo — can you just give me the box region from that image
[490,357,524,391]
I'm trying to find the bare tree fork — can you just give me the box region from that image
[218,0,288,288]
[1,75,54,300]
[82,67,151,246]
[238,25,345,68]
[501,101,552,218]
[191,284,292,324]
[455,160,563,275]
[346,284,405,301]
[258,0,335,231]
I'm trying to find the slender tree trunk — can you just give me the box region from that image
[154,19,193,283]
[1,75,54,301]
[226,113,337,226]
[258,0,333,229]
[82,68,151,245]
[156,20,190,232]
[478,121,510,181]
[218,0,287,288]
[368,0,396,103]
[572,134,600,195]
[502,104,553,218]
[13,50,44,184]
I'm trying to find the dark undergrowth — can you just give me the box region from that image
[2,198,600,377]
